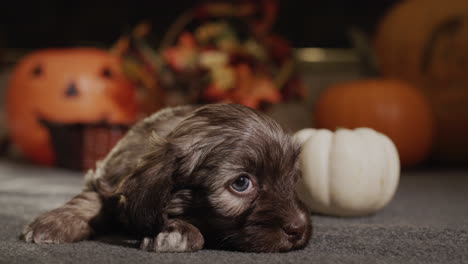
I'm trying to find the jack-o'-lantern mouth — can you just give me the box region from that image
[35,109,113,126]
[38,117,131,170]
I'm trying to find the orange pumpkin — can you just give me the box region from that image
[374,0,468,164]
[314,79,434,167]
[6,48,139,166]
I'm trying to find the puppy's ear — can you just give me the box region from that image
[117,133,176,236]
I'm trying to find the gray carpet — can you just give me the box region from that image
[0,159,467,264]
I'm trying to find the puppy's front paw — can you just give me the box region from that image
[21,209,92,244]
[140,219,204,252]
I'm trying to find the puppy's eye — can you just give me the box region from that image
[231,175,252,193]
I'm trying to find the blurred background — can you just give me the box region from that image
[0,0,467,171]
[0,0,393,48]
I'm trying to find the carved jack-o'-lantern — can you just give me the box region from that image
[374,0,468,164]
[6,48,139,167]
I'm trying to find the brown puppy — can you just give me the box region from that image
[21,104,312,252]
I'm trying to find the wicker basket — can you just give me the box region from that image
[41,120,130,170]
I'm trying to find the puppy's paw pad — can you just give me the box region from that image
[140,237,154,251]
[140,219,204,252]
[20,226,34,243]
[21,224,63,244]
[155,231,188,252]
[20,212,91,244]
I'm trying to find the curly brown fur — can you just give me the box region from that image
[21,104,312,252]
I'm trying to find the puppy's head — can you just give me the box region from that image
[121,104,312,252]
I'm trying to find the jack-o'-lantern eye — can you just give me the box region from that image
[101,67,113,79]
[32,65,42,77]
[65,82,79,97]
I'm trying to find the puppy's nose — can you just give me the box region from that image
[283,217,307,242]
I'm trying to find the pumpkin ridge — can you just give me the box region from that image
[326,128,337,212]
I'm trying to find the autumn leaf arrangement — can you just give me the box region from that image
[113,1,305,111]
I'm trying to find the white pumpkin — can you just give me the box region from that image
[294,128,400,216]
